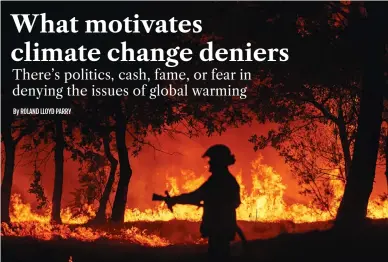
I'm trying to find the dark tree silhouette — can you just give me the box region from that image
[381,103,388,193]
[93,132,118,223]
[249,83,360,211]
[385,133,388,192]
[1,114,38,222]
[110,101,132,223]
[335,2,387,228]
[51,118,65,223]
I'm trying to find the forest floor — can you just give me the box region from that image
[2,219,388,262]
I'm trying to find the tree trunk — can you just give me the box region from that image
[111,104,132,224]
[51,119,65,224]
[335,3,385,228]
[93,132,118,223]
[338,112,351,180]
[385,133,388,192]
[1,128,16,223]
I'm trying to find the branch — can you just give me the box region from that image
[126,130,183,156]
[14,127,32,145]
[305,98,339,124]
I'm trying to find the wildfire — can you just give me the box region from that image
[125,155,388,223]
[2,155,387,246]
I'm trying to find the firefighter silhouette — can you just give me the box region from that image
[166,144,241,259]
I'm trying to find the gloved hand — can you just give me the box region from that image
[163,191,177,212]
[165,197,177,211]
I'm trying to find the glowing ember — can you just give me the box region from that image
[2,155,387,246]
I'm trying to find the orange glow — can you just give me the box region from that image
[2,155,387,246]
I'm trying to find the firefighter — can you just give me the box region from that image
[166,144,241,260]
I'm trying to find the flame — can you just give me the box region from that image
[2,195,170,246]
[125,155,387,223]
[2,155,387,246]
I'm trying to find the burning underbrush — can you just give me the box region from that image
[2,156,387,246]
[1,221,172,247]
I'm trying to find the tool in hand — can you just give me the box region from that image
[152,191,247,248]
[152,190,174,212]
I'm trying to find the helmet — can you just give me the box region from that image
[202,144,236,166]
